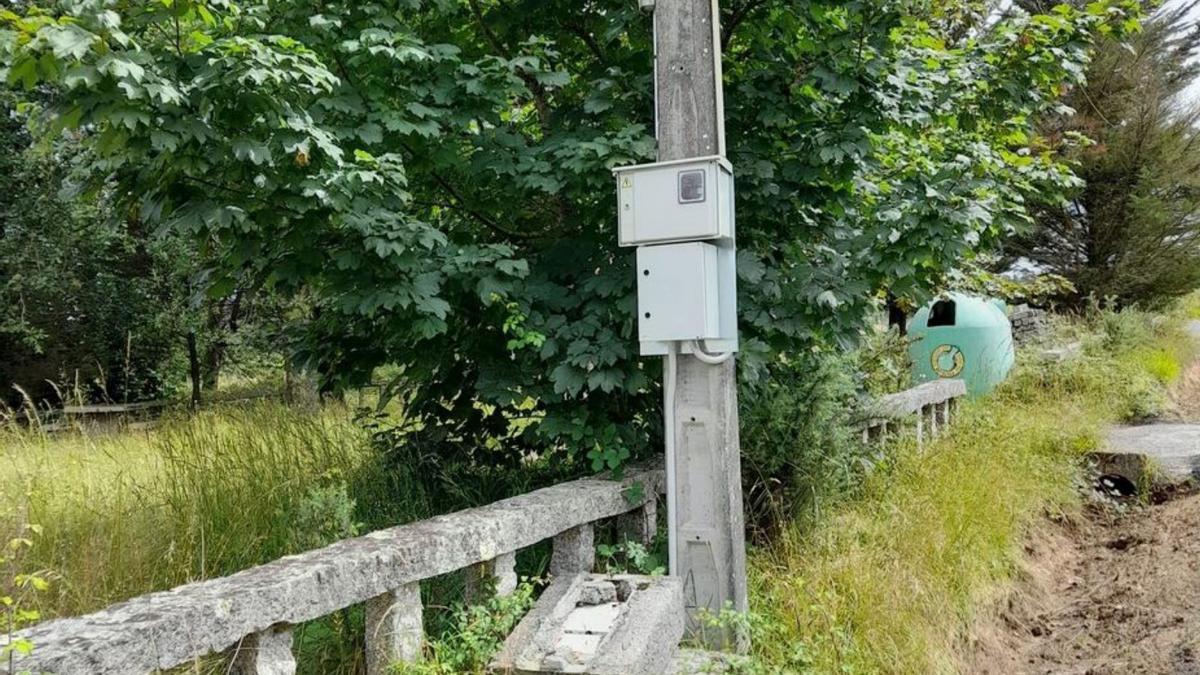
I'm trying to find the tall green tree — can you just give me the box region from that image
[1008,1,1200,306]
[0,90,255,408]
[0,1,1135,462]
[0,92,180,406]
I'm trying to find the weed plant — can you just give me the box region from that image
[739,351,870,539]
[393,581,538,675]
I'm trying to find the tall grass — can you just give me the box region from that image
[745,307,1193,673]
[0,400,572,673]
[0,402,375,618]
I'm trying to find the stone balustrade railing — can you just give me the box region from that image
[3,468,663,675]
[858,379,968,448]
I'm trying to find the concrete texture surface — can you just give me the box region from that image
[492,574,684,675]
[1103,424,1200,483]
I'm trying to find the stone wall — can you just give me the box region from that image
[1009,304,1049,345]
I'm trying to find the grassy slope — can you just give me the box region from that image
[3,305,1194,674]
[746,307,1197,674]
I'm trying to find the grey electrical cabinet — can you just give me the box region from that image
[614,156,734,247]
[636,242,721,342]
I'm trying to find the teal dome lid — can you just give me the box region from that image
[911,292,1009,330]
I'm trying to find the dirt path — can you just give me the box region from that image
[964,490,1200,674]
[964,322,1200,674]
[1169,359,1200,421]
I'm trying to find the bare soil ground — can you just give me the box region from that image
[963,488,1200,675]
[963,359,1200,675]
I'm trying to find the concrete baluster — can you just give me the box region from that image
[550,523,595,576]
[617,499,658,547]
[915,407,924,449]
[365,582,423,675]
[231,626,295,675]
[465,551,518,601]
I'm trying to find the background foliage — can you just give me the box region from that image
[1,0,1136,463]
[0,92,179,406]
[1009,0,1200,307]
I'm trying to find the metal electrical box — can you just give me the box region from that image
[636,243,721,342]
[614,156,734,247]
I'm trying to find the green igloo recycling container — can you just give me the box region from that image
[908,292,1015,397]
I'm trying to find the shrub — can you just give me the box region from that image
[855,326,914,396]
[739,351,869,536]
[393,581,538,675]
[288,483,362,553]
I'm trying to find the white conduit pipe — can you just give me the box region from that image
[663,341,679,576]
[688,339,734,365]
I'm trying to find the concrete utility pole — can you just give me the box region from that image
[653,0,748,647]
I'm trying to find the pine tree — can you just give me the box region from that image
[1010,1,1200,306]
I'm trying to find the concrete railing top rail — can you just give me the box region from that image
[5,467,664,675]
[858,379,968,448]
[871,379,967,419]
[58,401,167,415]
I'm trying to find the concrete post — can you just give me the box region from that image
[231,626,295,675]
[654,0,748,649]
[365,582,423,675]
[465,551,518,601]
[550,523,595,576]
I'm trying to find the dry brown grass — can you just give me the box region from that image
[1167,361,1200,421]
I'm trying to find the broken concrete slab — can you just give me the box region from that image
[1096,424,1200,486]
[1039,341,1082,363]
[667,649,738,674]
[491,574,683,675]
